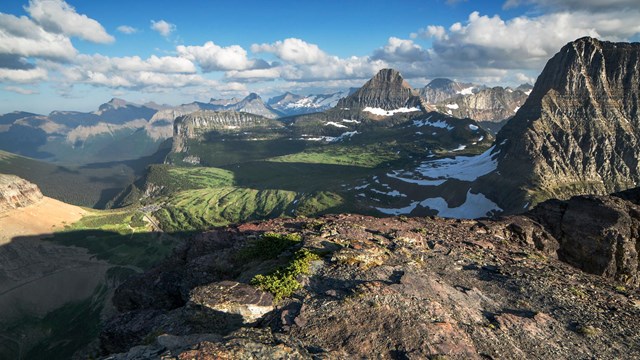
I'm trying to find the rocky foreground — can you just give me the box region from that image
[99,187,640,359]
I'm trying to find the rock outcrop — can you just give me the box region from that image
[477,37,640,212]
[0,174,43,213]
[102,188,640,359]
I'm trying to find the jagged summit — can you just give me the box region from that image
[336,68,420,110]
[484,37,640,210]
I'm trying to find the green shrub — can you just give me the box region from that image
[251,249,320,301]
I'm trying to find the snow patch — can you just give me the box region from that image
[420,190,502,219]
[413,118,453,130]
[468,124,479,131]
[514,106,520,113]
[342,119,361,124]
[457,87,474,95]
[363,106,420,116]
[371,188,407,197]
[451,145,466,152]
[326,121,348,128]
[446,103,459,110]
[387,171,446,186]
[414,146,499,182]
[525,90,532,95]
[376,202,419,215]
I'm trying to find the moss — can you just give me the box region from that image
[251,249,320,301]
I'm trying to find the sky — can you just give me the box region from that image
[1,0,640,114]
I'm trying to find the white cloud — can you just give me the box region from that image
[0,13,77,60]
[372,37,429,63]
[25,0,114,43]
[177,41,268,71]
[252,38,327,65]
[4,86,39,95]
[0,67,48,83]
[150,20,175,37]
[416,9,640,75]
[117,25,138,34]
[230,38,387,83]
[76,54,197,74]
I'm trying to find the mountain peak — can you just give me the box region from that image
[336,68,419,110]
[243,93,262,101]
[486,37,640,211]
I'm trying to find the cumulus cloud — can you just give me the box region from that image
[150,20,175,37]
[117,25,138,34]
[4,85,39,95]
[25,0,114,43]
[372,37,429,63]
[230,38,387,83]
[76,54,197,74]
[177,41,269,71]
[0,67,48,83]
[252,38,327,65]
[415,8,640,78]
[0,13,77,60]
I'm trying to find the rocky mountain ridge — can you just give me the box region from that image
[0,174,43,213]
[482,37,640,211]
[101,187,640,359]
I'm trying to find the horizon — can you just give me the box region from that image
[1,0,640,114]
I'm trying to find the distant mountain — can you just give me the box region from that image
[94,98,158,124]
[418,78,480,104]
[434,86,529,123]
[0,99,164,164]
[336,68,423,112]
[0,111,39,125]
[222,93,281,119]
[267,90,351,116]
[477,37,640,212]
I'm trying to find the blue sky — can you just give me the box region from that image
[1,0,639,114]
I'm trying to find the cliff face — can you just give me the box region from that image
[483,37,640,210]
[171,110,283,152]
[100,188,640,359]
[0,174,43,213]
